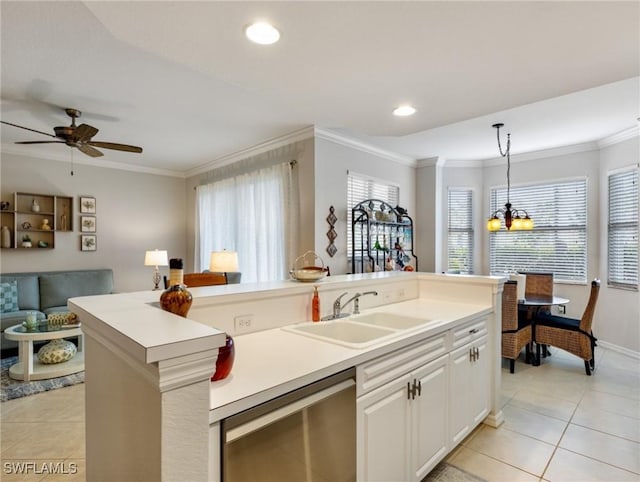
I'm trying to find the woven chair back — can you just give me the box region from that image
[580,280,601,332]
[522,272,553,299]
[183,272,228,287]
[502,280,518,331]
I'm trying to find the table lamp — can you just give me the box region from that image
[209,250,239,283]
[144,249,169,290]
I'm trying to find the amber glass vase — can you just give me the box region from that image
[160,259,193,318]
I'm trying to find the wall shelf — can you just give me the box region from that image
[1,192,73,249]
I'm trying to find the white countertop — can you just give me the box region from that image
[69,289,227,363]
[209,298,491,421]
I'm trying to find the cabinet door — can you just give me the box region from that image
[412,355,448,481]
[357,373,412,482]
[470,336,490,426]
[448,343,472,446]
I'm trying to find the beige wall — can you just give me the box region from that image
[3,131,637,353]
[0,153,186,292]
[442,139,639,353]
[313,136,417,275]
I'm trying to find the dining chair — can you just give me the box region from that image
[533,279,600,375]
[502,280,532,373]
[163,272,228,289]
[518,271,554,332]
[182,272,228,288]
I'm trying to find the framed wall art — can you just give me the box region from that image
[81,234,97,252]
[79,196,96,214]
[81,215,96,233]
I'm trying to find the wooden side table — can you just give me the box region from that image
[4,323,84,381]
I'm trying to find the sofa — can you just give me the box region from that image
[0,269,114,350]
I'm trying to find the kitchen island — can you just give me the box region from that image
[69,271,505,482]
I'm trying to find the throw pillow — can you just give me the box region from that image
[0,280,19,313]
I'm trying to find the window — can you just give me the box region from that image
[347,172,399,259]
[608,168,639,289]
[448,188,473,273]
[489,179,587,283]
[196,161,298,283]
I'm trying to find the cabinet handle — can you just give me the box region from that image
[469,328,479,334]
[407,382,412,400]
[417,380,422,397]
[475,347,480,359]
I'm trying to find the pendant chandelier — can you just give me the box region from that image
[486,123,533,231]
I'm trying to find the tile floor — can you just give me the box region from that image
[447,346,640,482]
[1,346,639,481]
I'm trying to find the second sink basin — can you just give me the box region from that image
[350,312,432,330]
[284,312,435,349]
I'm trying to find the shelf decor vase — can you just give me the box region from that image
[31,199,40,213]
[211,334,235,381]
[159,258,193,318]
[1,226,11,248]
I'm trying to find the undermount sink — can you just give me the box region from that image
[349,312,431,330]
[284,312,434,349]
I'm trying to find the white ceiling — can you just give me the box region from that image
[1,1,638,175]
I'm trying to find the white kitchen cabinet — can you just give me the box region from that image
[357,354,448,482]
[449,334,490,446]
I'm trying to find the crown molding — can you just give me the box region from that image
[416,157,445,168]
[482,141,599,167]
[1,145,185,178]
[185,126,315,177]
[597,126,639,149]
[314,127,417,167]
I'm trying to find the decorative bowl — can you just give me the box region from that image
[290,266,328,282]
[290,251,328,282]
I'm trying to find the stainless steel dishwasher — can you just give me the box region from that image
[221,368,356,482]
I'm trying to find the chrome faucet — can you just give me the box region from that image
[322,290,378,320]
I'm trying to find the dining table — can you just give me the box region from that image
[518,296,570,365]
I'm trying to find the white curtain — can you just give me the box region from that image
[196,161,299,283]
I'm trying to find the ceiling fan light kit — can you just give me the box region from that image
[1,108,143,158]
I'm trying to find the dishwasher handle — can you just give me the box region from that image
[226,378,355,443]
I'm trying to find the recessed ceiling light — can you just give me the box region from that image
[393,105,416,117]
[245,22,280,45]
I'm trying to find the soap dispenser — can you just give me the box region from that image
[312,286,320,322]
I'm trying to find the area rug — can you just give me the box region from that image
[1,356,84,402]
[423,462,487,482]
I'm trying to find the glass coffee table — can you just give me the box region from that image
[4,323,84,381]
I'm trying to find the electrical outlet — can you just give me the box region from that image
[234,315,254,333]
[558,305,566,315]
[397,288,406,300]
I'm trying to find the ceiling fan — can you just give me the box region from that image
[0,108,143,158]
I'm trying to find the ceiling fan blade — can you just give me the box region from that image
[88,141,143,153]
[74,123,99,142]
[77,144,104,158]
[15,141,66,145]
[1,120,56,138]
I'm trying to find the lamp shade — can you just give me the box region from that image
[210,251,239,272]
[144,249,169,267]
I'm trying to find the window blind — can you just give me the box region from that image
[608,168,639,289]
[489,179,587,282]
[448,189,473,273]
[347,173,399,257]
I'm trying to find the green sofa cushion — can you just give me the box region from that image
[0,281,19,313]
[39,270,114,311]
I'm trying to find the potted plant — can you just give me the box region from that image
[22,234,32,248]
